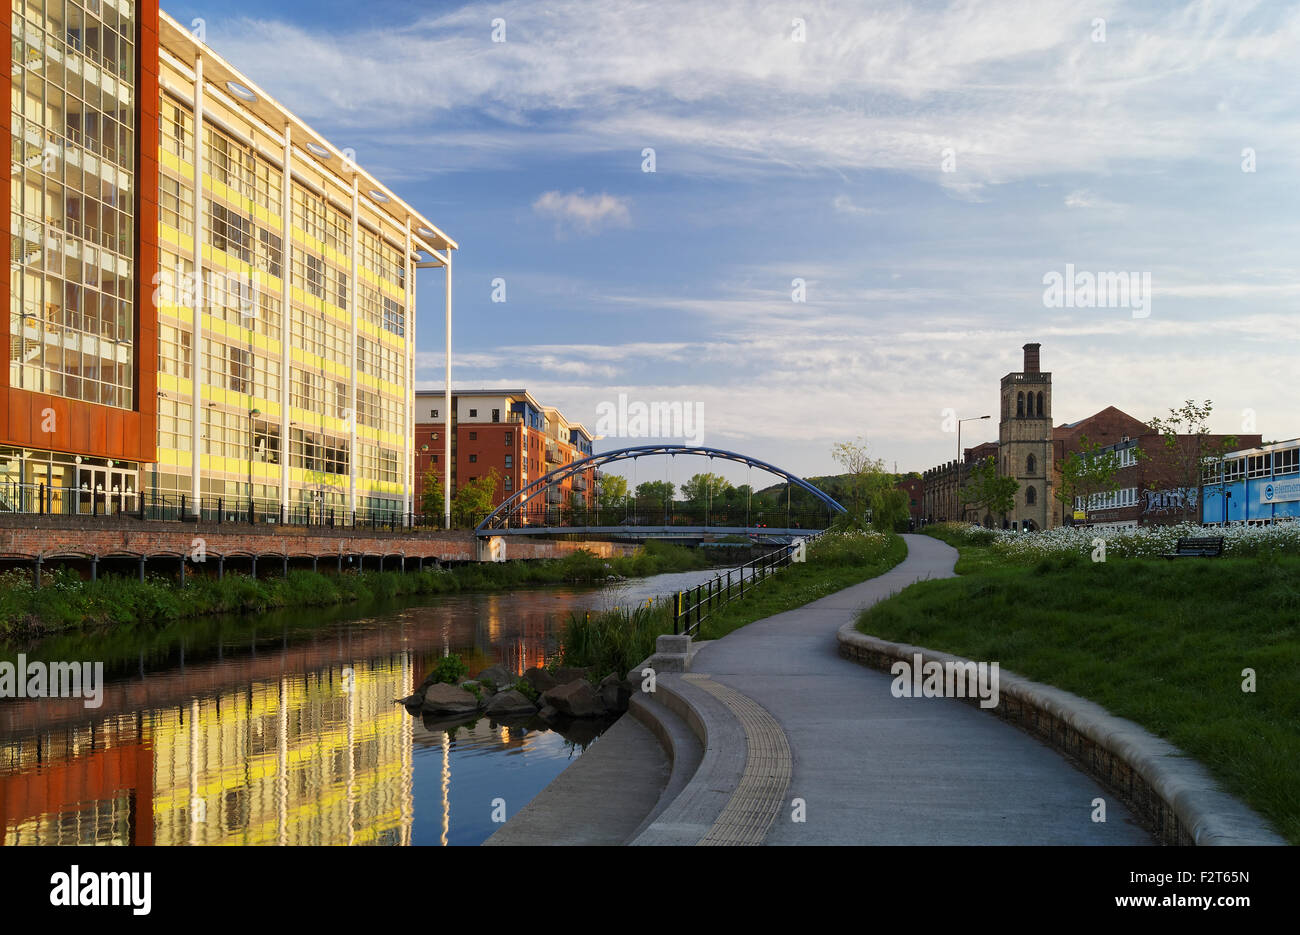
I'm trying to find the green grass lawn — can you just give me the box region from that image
[700,533,907,640]
[858,534,1300,843]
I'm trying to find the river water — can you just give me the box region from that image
[0,564,734,846]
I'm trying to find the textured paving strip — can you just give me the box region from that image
[684,674,792,846]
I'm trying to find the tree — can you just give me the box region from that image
[831,437,886,522]
[830,437,906,530]
[681,472,731,503]
[865,479,910,532]
[960,456,1018,526]
[597,472,628,509]
[420,472,445,519]
[452,469,500,527]
[1148,400,1237,523]
[634,480,675,504]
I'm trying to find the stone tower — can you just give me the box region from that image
[998,343,1053,530]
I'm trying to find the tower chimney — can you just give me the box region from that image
[1023,342,1041,374]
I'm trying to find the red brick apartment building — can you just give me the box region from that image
[415,389,596,517]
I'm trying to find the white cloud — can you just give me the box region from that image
[532,190,631,235]
[202,1,1300,184]
[832,194,874,215]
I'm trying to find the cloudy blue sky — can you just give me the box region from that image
[165,0,1300,484]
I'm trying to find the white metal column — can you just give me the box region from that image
[279,126,293,520]
[189,56,205,516]
[403,219,413,524]
[443,252,452,529]
[349,178,359,515]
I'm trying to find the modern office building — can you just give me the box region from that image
[6,2,455,520]
[414,388,596,518]
[6,0,158,511]
[1201,439,1300,526]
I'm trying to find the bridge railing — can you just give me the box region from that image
[671,533,819,636]
[484,503,835,531]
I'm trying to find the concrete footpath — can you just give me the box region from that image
[486,534,1155,845]
[688,533,1151,845]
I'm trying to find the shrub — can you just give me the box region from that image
[426,653,469,685]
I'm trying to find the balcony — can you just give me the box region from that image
[571,474,588,491]
[545,443,561,465]
[544,486,563,505]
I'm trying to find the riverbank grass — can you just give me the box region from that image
[859,527,1300,843]
[0,540,710,641]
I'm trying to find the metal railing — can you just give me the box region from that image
[490,502,835,531]
[671,533,817,636]
[0,481,454,531]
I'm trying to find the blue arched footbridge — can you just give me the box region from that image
[474,444,846,540]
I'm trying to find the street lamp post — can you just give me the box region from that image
[956,414,992,523]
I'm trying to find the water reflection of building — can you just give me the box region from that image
[1,657,414,846]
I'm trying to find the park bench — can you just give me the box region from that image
[1161,536,1225,559]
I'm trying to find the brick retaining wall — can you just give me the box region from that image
[0,514,637,564]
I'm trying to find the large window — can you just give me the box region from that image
[290,429,349,474]
[9,0,138,408]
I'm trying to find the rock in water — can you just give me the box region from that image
[476,665,514,692]
[485,690,538,716]
[541,679,606,718]
[395,693,424,708]
[551,666,593,685]
[522,667,558,695]
[421,683,481,715]
[597,674,631,713]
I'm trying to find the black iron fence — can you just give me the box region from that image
[671,533,818,636]
[0,481,451,531]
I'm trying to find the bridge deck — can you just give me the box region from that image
[478,525,821,539]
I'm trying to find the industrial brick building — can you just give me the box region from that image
[918,342,1258,529]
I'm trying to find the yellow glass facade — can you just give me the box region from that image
[146,13,454,520]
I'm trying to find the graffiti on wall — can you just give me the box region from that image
[1142,487,1198,514]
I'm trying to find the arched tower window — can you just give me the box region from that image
[1037,392,1044,417]
[1026,485,1037,505]
[1017,392,1024,417]
[1026,454,1036,474]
